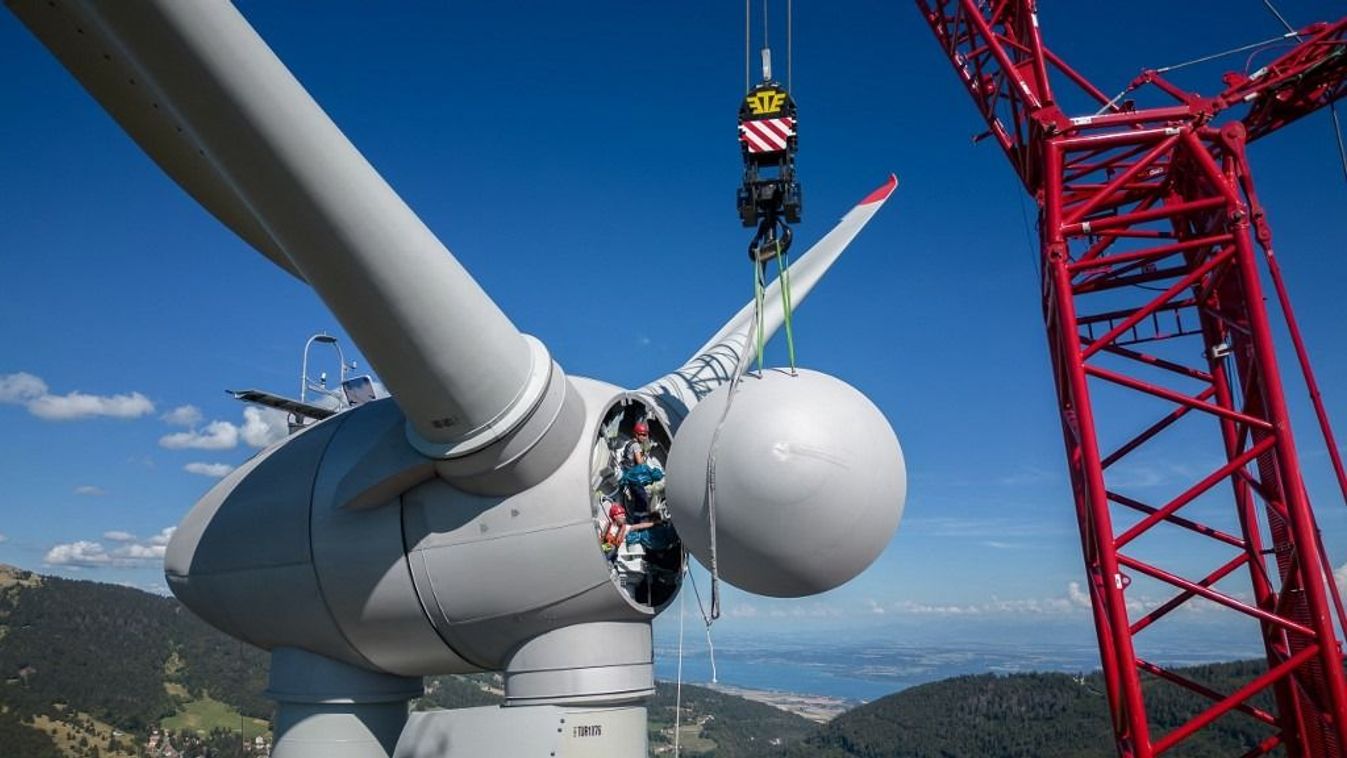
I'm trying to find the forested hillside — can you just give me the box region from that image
[777,661,1284,757]
[0,564,271,755]
[649,681,815,755]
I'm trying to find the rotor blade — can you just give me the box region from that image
[9,0,557,455]
[8,0,302,281]
[640,175,898,429]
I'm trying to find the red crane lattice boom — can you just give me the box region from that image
[917,2,1347,755]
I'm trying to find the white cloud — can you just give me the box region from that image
[120,543,165,560]
[0,372,46,403]
[161,404,203,427]
[44,540,112,567]
[1068,581,1091,608]
[28,390,154,420]
[883,583,1099,618]
[184,462,235,478]
[159,406,289,451]
[0,372,154,421]
[44,526,176,569]
[159,420,239,450]
[0,533,8,543]
[240,406,289,448]
[73,485,107,497]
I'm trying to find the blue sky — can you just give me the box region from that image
[2,1,1346,658]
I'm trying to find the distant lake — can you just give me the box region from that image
[653,620,1267,702]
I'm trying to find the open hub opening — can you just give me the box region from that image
[591,398,682,609]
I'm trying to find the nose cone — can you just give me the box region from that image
[664,369,906,597]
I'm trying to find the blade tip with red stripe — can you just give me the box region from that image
[859,174,899,206]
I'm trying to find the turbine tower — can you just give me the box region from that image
[7,2,906,755]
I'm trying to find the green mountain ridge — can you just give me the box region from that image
[0,565,1292,756]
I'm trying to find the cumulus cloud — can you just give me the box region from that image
[120,543,164,560]
[158,406,289,451]
[44,540,112,567]
[240,406,289,448]
[184,462,235,478]
[0,372,153,421]
[29,391,154,421]
[44,526,175,569]
[159,420,240,450]
[0,533,8,543]
[161,405,203,427]
[73,485,107,497]
[1067,581,1091,609]
[0,372,46,403]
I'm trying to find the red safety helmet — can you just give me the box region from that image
[608,502,626,519]
[633,421,649,436]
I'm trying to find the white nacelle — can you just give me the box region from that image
[664,369,906,597]
[165,376,678,707]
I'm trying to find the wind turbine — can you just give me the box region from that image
[7,2,906,756]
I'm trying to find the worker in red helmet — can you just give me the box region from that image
[624,421,650,467]
[601,502,628,558]
[600,502,654,560]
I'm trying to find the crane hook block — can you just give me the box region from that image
[737,81,802,233]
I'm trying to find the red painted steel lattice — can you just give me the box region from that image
[917,2,1347,755]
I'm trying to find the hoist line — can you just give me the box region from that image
[762,0,769,50]
[744,0,750,92]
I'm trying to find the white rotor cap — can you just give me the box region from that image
[665,369,905,597]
